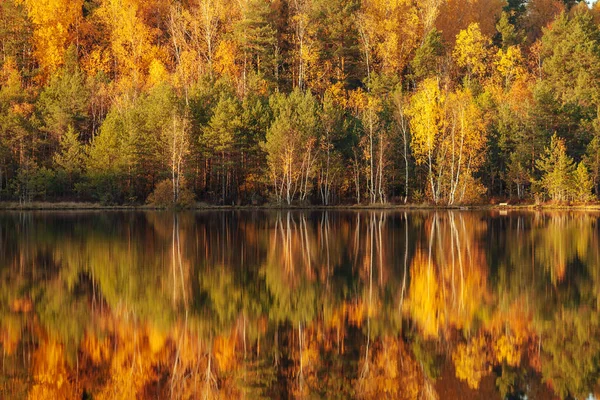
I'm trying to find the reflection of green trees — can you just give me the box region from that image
[2,210,600,398]
[540,309,600,400]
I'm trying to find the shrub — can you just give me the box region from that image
[147,179,195,208]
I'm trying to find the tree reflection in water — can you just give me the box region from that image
[0,210,599,399]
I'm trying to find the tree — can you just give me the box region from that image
[537,10,600,156]
[202,94,242,203]
[163,112,192,204]
[443,88,487,205]
[16,0,82,75]
[37,46,90,142]
[407,78,445,203]
[318,84,345,205]
[53,125,85,189]
[96,0,159,87]
[572,162,594,202]
[436,0,505,46]
[263,89,319,204]
[535,133,575,202]
[393,89,411,203]
[453,23,491,81]
[506,152,530,199]
[584,134,600,196]
[234,0,278,90]
[351,80,393,205]
[359,0,420,76]
[410,29,444,83]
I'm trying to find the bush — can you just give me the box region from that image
[147,179,195,208]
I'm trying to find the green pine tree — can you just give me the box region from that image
[572,161,594,202]
[535,133,575,202]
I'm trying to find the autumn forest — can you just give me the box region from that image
[1,0,600,206]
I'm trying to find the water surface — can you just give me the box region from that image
[1,210,599,399]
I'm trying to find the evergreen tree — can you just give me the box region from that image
[572,161,594,202]
[535,133,575,201]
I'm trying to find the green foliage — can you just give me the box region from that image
[496,12,521,49]
[411,29,444,82]
[583,134,600,195]
[37,46,89,138]
[535,133,575,202]
[572,162,594,202]
[54,125,85,178]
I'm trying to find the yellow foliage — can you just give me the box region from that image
[361,0,420,74]
[214,39,241,79]
[96,0,159,85]
[453,22,491,79]
[148,58,170,87]
[436,0,504,45]
[0,315,22,355]
[82,48,112,78]
[357,338,423,399]
[494,46,527,87]
[407,78,445,167]
[17,0,82,75]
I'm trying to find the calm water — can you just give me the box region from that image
[0,210,599,399]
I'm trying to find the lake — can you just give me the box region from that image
[0,210,599,399]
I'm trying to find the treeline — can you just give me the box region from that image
[1,0,600,205]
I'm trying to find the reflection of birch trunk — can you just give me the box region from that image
[427,213,437,304]
[297,321,305,390]
[449,212,465,311]
[172,214,187,306]
[399,212,409,314]
[361,215,375,380]
[324,212,331,282]
[300,214,312,275]
[170,309,188,398]
[354,213,361,264]
[276,212,295,272]
[376,212,384,286]
[203,350,217,399]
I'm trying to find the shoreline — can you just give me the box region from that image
[1,201,600,212]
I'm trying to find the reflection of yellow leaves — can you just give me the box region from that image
[1,315,22,355]
[29,340,76,400]
[404,250,442,338]
[81,333,111,364]
[452,335,490,389]
[357,338,423,399]
[347,301,365,327]
[494,334,522,366]
[10,297,33,313]
[148,327,166,354]
[214,333,237,373]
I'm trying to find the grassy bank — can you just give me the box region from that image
[1,201,600,211]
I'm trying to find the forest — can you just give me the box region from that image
[1,0,600,206]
